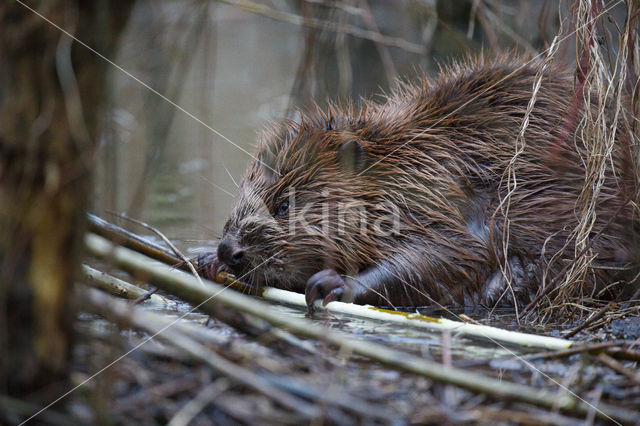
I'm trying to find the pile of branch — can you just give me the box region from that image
[67,216,640,424]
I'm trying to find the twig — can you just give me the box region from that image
[563,301,615,338]
[597,353,640,385]
[114,213,204,287]
[260,284,573,350]
[258,372,399,422]
[89,214,257,294]
[604,346,640,362]
[523,340,627,361]
[82,264,168,306]
[87,213,185,269]
[460,406,581,425]
[132,287,158,305]
[358,0,396,85]
[455,340,624,368]
[114,375,200,414]
[83,264,146,299]
[84,233,640,423]
[167,379,230,426]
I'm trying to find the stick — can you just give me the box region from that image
[132,287,158,305]
[597,353,640,385]
[259,285,573,350]
[82,264,168,306]
[88,214,256,293]
[563,302,615,338]
[167,380,229,426]
[456,340,625,368]
[523,340,627,361]
[87,213,186,270]
[114,214,204,287]
[604,346,640,362]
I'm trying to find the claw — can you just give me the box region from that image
[305,269,346,308]
[323,287,344,306]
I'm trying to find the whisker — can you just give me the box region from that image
[224,166,239,188]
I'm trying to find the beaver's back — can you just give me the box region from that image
[353,57,638,305]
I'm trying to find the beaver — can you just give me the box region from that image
[200,55,639,309]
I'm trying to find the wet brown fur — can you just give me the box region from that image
[217,55,639,308]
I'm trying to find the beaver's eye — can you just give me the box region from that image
[276,200,289,217]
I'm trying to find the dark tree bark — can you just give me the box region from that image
[0,0,132,407]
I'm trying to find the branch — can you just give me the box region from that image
[258,284,573,350]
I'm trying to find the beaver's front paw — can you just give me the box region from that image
[305,269,353,307]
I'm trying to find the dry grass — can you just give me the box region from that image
[535,0,640,319]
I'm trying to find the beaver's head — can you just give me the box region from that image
[216,114,396,289]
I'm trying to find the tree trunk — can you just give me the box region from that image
[0,0,131,408]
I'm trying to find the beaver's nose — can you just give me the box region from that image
[217,238,245,266]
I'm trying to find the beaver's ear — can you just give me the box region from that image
[337,139,366,173]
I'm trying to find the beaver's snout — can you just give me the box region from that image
[217,237,246,271]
